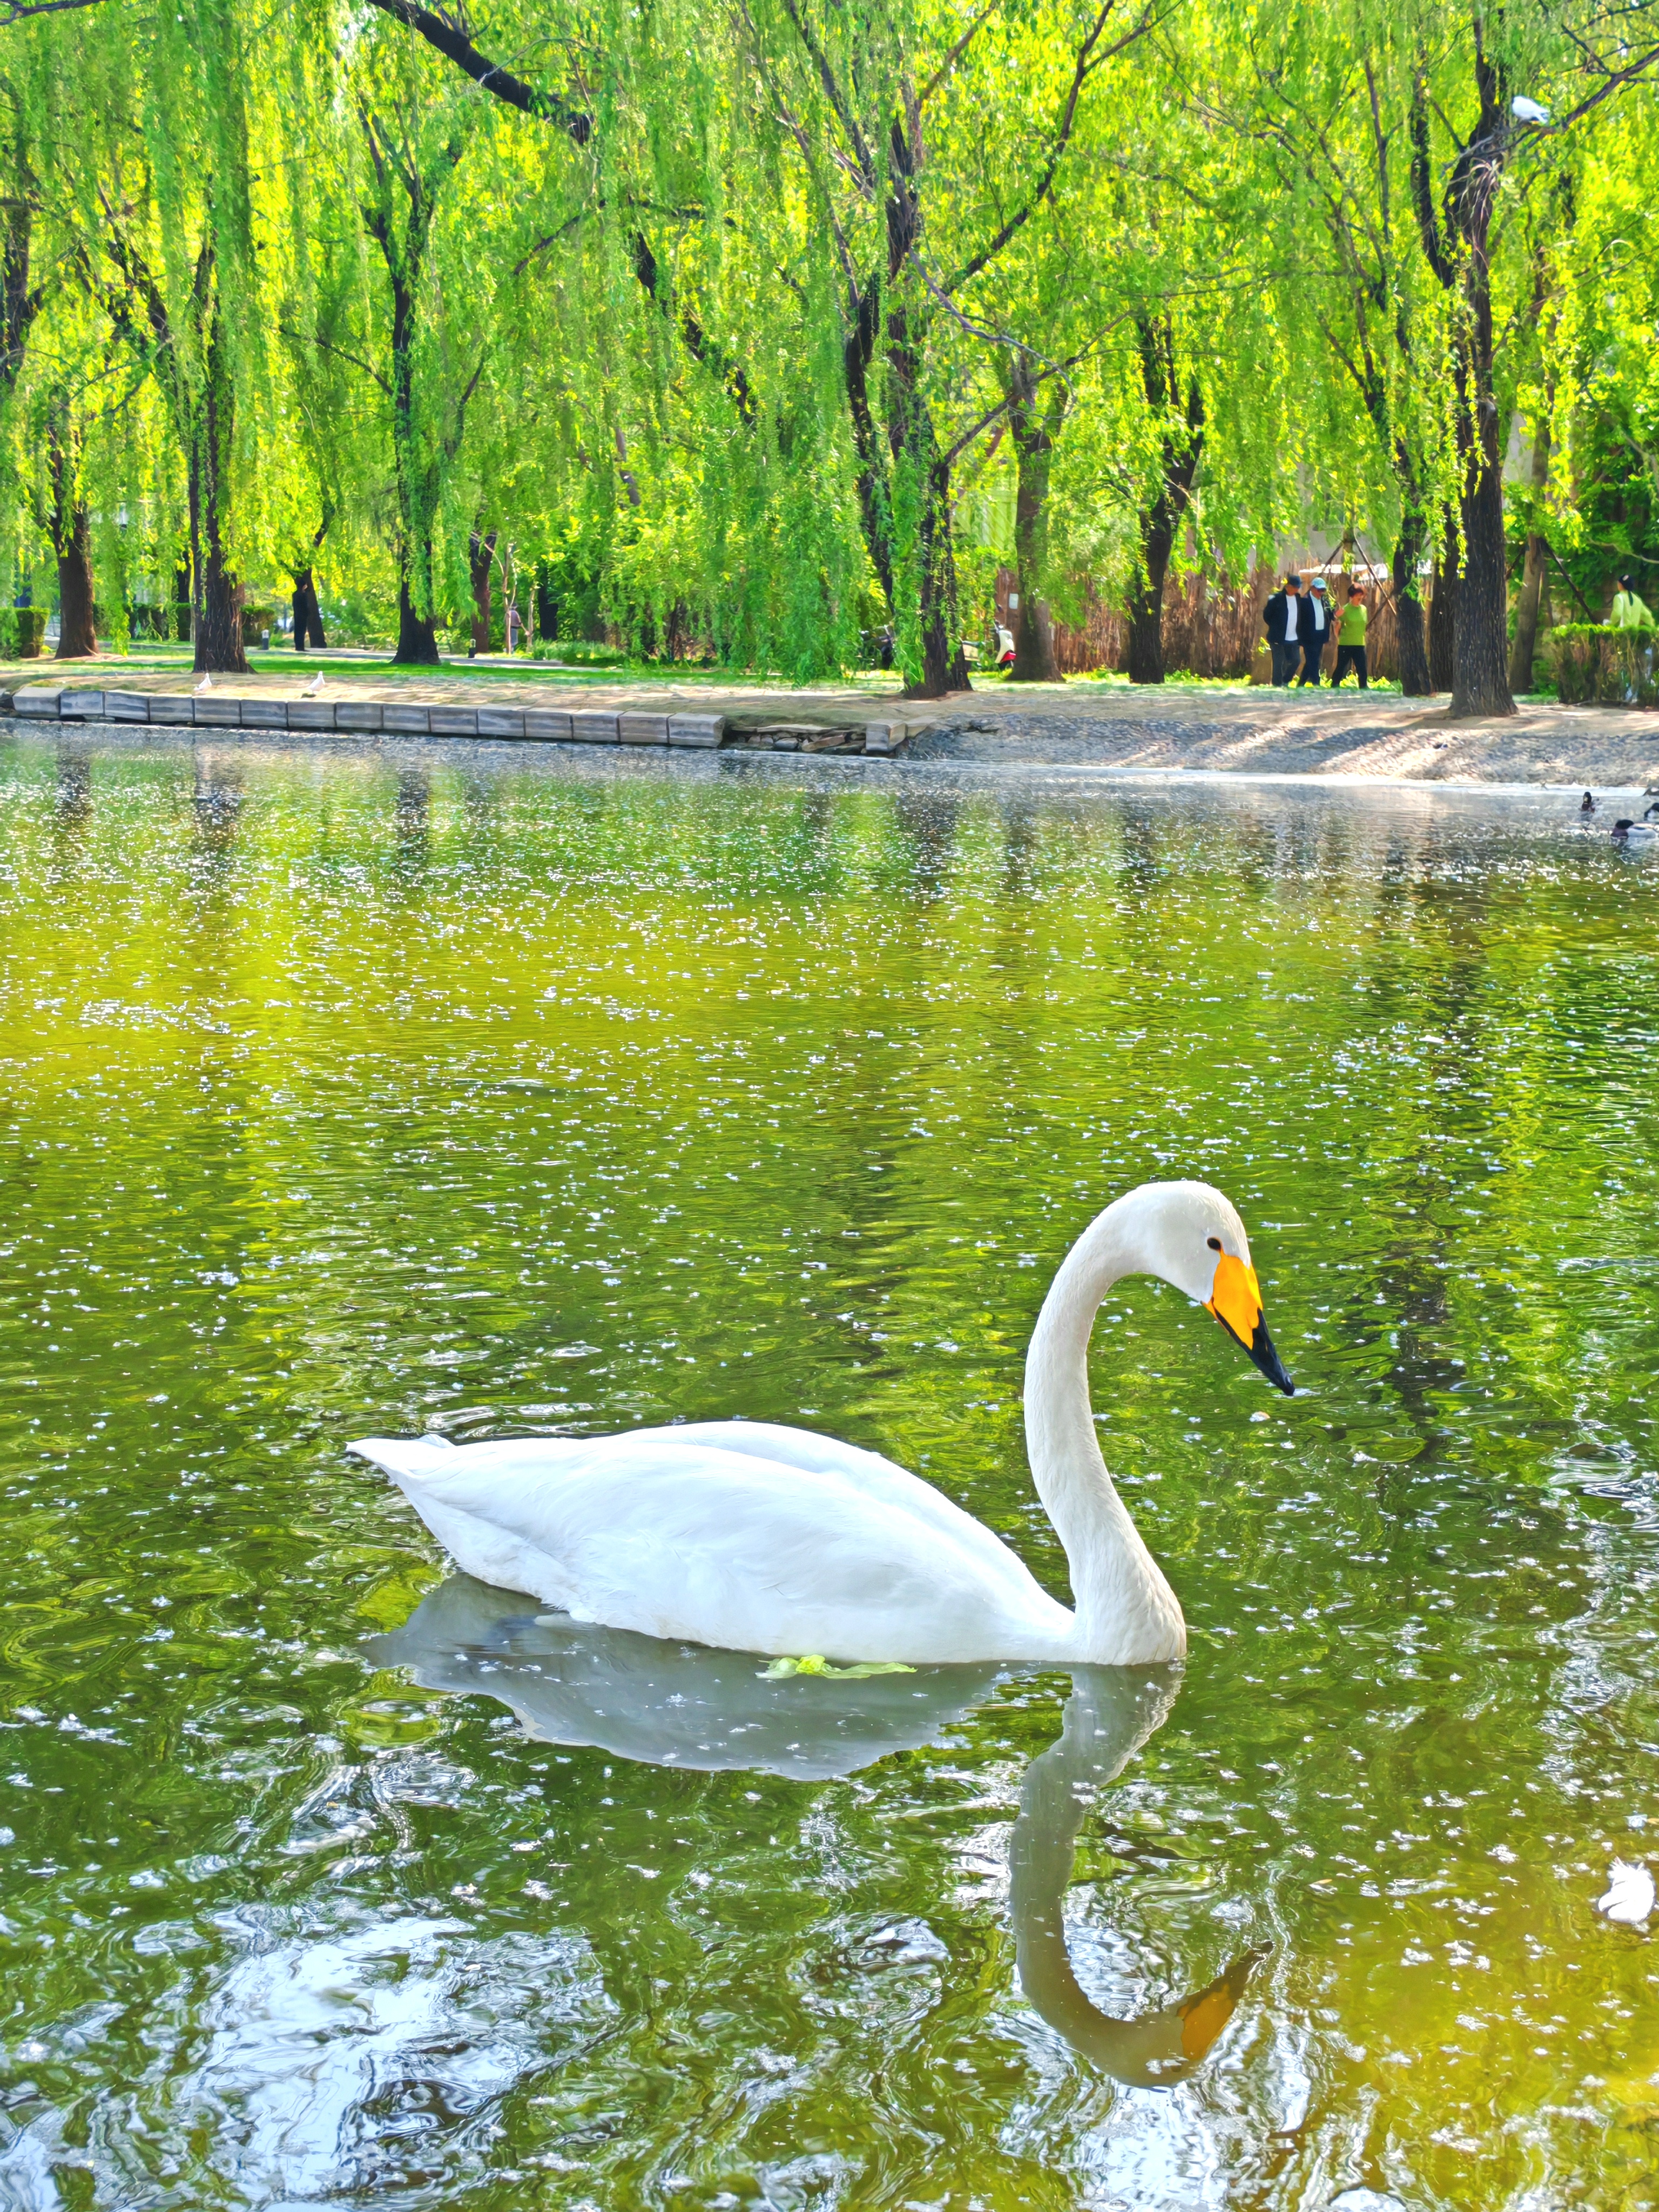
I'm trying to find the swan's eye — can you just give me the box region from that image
[1206,1236,1222,1252]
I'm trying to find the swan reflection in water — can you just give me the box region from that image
[374,1574,1264,2087]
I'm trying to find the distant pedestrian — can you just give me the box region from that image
[507,602,523,653]
[1297,576,1331,684]
[1611,574,1654,629]
[1264,574,1303,686]
[1331,579,1370,688]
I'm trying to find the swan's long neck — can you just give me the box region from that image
[1024,1200,1186,1665]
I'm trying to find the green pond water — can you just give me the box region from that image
[1,731,1657,2212]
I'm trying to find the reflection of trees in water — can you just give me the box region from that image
[892,792,961,896]
[395,769,430,863]
[459,768,500,833]
[995,801,1042,907]
[191,752,245,850]
[54,743,92,833]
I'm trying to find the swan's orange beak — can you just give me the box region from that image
[1206,1252,1294,1395]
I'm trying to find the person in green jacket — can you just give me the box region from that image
[1611,575,1654,629]
[1331,579,1370,688]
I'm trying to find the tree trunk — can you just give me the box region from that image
[844,290,896,621]
[188,316,247,675]
[1428,511,1459,693]
[907,451,971,697]
[174,560,192,644]
[1507,415,1551,696]
[45,406,97,659]
[1452,450,1514,716]
[396,581,441,665]
[55,508,97,659]
[291,567,326,650]
[469,528,497,655]
[1006,360,1061,684]
[536,564,557,643]
[2,178,38,410]
[1442,57,1515,719]
[360,110,470,673]
[1127,515,1174,684]
[1128,316,1204,687]
[884,295,968,699]
[193,549,245,673]
[1391,491,1432,696]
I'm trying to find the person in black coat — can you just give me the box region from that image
[1296,576,1332,684]
[1262,575,1303,686]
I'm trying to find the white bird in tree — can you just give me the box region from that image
[351,1182,1294,1667]
[1511,95,1552,124]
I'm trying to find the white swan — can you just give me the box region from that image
[349,1181,1293,1667]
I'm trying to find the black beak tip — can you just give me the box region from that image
[1250,1321,1296,1397]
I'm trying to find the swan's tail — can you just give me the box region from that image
[348,1433,459,1487]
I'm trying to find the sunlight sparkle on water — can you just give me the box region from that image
[1,733,1657,2209]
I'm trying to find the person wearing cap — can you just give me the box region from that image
[1296,575,1331,684]
[1611,574,1654,629]
[1331,579,1370,687]
[1263,574,1303,686]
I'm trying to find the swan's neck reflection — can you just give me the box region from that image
[1011,1665,1264,2086]
[374,1579,1261,2083]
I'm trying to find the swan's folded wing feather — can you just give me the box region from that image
[654,1421,1030,1582]
[358,1435,1056,1660]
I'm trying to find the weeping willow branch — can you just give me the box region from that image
[0,0,107,22]
[361,0,594,143]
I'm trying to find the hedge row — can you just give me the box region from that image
[0,608,49,658]
[1549,623,1658,706]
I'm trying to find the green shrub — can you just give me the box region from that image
[1548,623,1658,706]
[0,607,49,659]
[529,638,624,666]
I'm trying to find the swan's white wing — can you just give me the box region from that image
[349,1431,1071,1664]
[353,1422,1031,1588]
[646,1421,1034,1580]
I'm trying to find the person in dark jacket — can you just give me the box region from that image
[1296,576,1331,684]
[1263,575,1303,686]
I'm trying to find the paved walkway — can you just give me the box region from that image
[5,660,1657,787]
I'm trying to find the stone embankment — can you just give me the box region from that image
[9,669,1659,785]
[0,682,918,757]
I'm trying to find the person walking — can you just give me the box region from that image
[1331,579,1370,687]
[1263,574,1303,686]
[1296,576,1331,684]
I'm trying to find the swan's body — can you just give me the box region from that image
[351,1181,1292,1668]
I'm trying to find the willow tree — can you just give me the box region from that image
[59,0,287,672]
[1405,0,1659,717]
[1181,1,1459,695]
[720,0,1182,694]
[1,16,114,652]
[896,0,1182,684]
[1541,89,1659,628]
